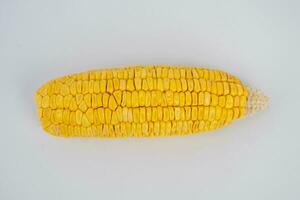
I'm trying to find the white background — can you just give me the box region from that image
[1,0,299,199]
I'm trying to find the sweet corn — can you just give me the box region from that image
[35,65,268,137]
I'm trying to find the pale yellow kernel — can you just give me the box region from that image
[194,79,200,92]
[106,79,113,93]
[204,92,211,106]
[214,71,221,81]
[211,82,217,94]
[240,96,247,107]
[140,108,146,123]
[82,80,89,94]
[236,84,243,96]
[35,94,42,107]
[88,80,94,93]
[119,79,126,90]
[49,95,56,109]
[94,109,100,125]
[206,80,212,92]
[69,97,77,111]
[175,107,181,120]
[147,78,154,90]
[233,108,239,119]
[187,79,194,92]
[108,95,118,110]
[78,101,88,112]
[234,96,240,107]
[154,79,162,91]
[162,78,169,90]
[174,92,180,106]
[165,122,172,135]
[138,90,145,106]
[198,107,204,120]
[223,82,230,95]
[226,109,233,122]
[160,122,166,136]
[192,69,199,78]
[157,107,163,121]
[186,69,193,79]
[97,93,102,107]
[134,78,142,90]
[179,92,185,106]
[163,107,170,121]
[106,71,113,79]
[225,95,234,108]
[145,92,151,106]
[154,122,160,135]
[165,91,174,106]
[203,106,209,120]
[181,79,188,91]
[156,67,162,78]
[170,79,177,92]
[211,94,218,106]
[113,78,119,90]
[75,94,83,105]
[84,93,91,108]
[93,81,100,93]
[152,107,158,121]
[142,79,148,90]
[127,108,133,122]
[240,107,246,117]
[146,107,152,121]
[82,114,91,127]
[43,108,51,120]
[185,92,192,105]
[208,107,216,121]
[174,68,180,79]
[198,92,204,105]
[192,92,197,105]
[180,68,186,78]
[209,70,215,80]
[111,111,119,125]
[42,95,50,108]
[219,96,226,107]
[76,81,82,93]
[55,95,63,108]
[180,107,186,120]
[220,108,227,122]
[105,109,112,123]
[100,79,107,92]
[185,107,191,120]
[70,112,76,125]
[168,69,174,79]
[200,79,206,91]
[169,107,174,120]
[130,91,138,108]
[102,93,110,107]
[216,106,222,120]
[62,110,70,124]
[230,83,237,96]
[113,90,122,105]
[70,82,77,95]
[128,69,134,78]
[75,110,83,125]
[191,107,198,120]
[216,82,223,95]
[220,72,228,81]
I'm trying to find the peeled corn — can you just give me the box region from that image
[35,65,268,137]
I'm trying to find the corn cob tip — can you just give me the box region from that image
[246,87,269,115]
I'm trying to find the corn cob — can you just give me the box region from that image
[34,65,268,137]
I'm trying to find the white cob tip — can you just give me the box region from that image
[246,87,269,115]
